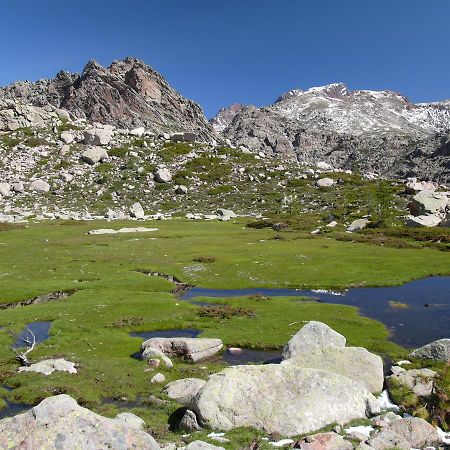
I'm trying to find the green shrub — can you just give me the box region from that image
[159,142,192,162]
[207,185,233,195]
[25,136,49,147]
[0,135,21,148]
[109,147,129,158]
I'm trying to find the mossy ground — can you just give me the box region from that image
[0,219,449,446]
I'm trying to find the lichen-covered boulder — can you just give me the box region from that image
[410,338,450,361]
[18,358,77,376]
[190,365,380,437]
[30,179,50,193]
[368,417,440,449]
[409,190,448,216]
[386,367,437,397]
[316,177,335,187]
[154,168,172,183]
[282,321,346,360]
[281,346,384,393]
[82,146,108,164]
[0,394,160,449]
[142,337,222,362]
[83,126,113,146]
[164,378,206,404]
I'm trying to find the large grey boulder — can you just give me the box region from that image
[282,321,346,360]
[60,130,75,144]
[170,132,196,143]
[216,208,237,221]
[347,218,370,232]
[130,126,145,137]
[82,146,108,164]
[115,412,145,429]
[164,378,206,404]
[410,338,450,361]
[30,179,50,193]
[316,177,335,187]
[190,365,380,437]
[0,182,11,196]
[316,161,333,171]
[142,337,223,362]
[369,417,440,449]
[83,127,113,145]
[367,430,410,450]
[12,182,24,193]
[406,214,443,227]
[405,178,438,193]
[281,346,384,393]
[386,367,437,397]
[18,358,77,376]
[0,394,160,449]
[130,202,145,219]
[409,190,448,216]
[175,185,188,195]
[179,409,201,431]
[154,168,172,183]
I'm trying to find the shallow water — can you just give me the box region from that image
[0,386,30,420]
[0,399,30,420]
[182,276,450,348]
[130,328,201,340]
[11,321,52,348]
[221,348,282,365]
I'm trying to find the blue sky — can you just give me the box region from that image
[1,0,450,117]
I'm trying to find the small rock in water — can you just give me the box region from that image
[228,347,243,355]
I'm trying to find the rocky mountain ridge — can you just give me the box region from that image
[218,83,450,182]
[0,57,216,141]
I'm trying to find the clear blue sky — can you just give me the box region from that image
[2,0,450,117]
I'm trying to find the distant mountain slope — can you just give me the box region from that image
[218,83,450,181]
[0,57,216,141]
[210,103,246,132]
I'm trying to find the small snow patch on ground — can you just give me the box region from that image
[378,390,400,411]
[270,439,294,447]
[344,425,374,438]
[437,427,450,445]
[88,227,158,235]
[396,360,412,366]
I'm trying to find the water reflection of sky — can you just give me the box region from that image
[182,277,450,348]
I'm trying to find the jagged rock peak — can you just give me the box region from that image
[210,102,247,132]
[0,57,217,141]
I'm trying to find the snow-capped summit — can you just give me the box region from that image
[270,83,450,136]
[218,83,450,182]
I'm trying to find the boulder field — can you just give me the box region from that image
[1,321,448,449]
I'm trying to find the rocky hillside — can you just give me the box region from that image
[219,83,450,182]
[0,57,216,141]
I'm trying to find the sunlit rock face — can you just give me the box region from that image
[0,57,217,141]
